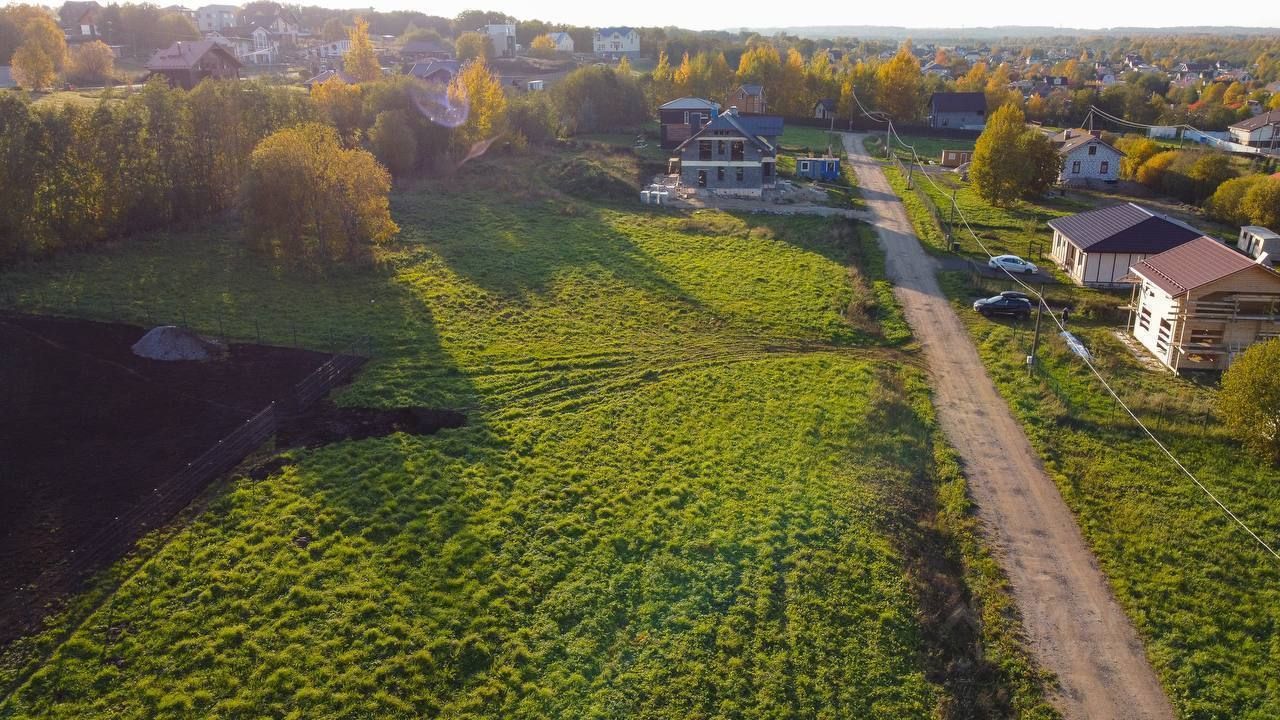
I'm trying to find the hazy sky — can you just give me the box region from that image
[301,0,1280,31]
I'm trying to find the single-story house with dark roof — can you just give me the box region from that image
[658,97,719,150]
[1052,129,1123,185]
[145,40,241,90]
[813,98,837,120]
[671,106,776,197]
[405,59,458,85]
[928,92,986,129]
[1228,110,1280,148]
[1049,203,1203,287]
[1127,236,1280,372]
[728,84,766,115]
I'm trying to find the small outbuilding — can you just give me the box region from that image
[1238,226,1280,267]
[813,98,837,120]
[795,156,841,181]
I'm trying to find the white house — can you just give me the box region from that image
[1238,226,1280,267]
[547,31,574,53]
[303,39,350,60]
[195,4,237,33]
[1128,236,1280,372]
[1048,202,1204,287]
[478,24,516,59]
[1228,110,1280,149]
[593,27,639,58]
[1053,129,1123,185]
[207,26,276,65]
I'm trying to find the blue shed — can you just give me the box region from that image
[796,156,841,181]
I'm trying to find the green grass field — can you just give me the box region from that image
[0,149,1051,718]
[938,271,1280,719]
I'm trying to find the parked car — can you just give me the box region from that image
[973,295,1032,319]
[989,254,1038,274]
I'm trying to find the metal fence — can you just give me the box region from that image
[0,334,371,642]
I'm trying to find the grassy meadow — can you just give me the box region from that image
[0,149,1049,718]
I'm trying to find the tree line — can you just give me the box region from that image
[0,52,647,266]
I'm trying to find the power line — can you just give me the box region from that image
[851,91,1280,561]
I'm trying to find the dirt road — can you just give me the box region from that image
[843,134,1174,720]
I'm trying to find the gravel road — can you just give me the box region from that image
[843,132,1174,720]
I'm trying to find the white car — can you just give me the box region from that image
[988,254,1038,274]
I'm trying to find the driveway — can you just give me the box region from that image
[843,133,1174,720]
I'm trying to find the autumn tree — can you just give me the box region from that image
[448,59,507,156]
[1115,136,1161,179]
[67,40,114,85]
[970,104,1059,205]
[1242,178,1280,229]
[20,13,66,71]
[650,51,674,104]
[345,18,381,83]
[11,41,56,90]
[1218,339,1280,462]
[1136,150,1180,189]
[455,31,492,63]
[875,42,923,121]
[240,123,396,263]
[529,33,556,58]
[312,76,363,142]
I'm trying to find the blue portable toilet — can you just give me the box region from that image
[796,156,841,181]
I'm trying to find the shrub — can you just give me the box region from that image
[1219,339,1280,462]
[1207,175,1267,225]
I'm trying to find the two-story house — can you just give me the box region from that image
[728,84,766,115]
[1052,129,1123,185]
[145,39,240,89]
[547,32,574,53]
[928,92,986,129]
[659,97,720,150]
[671,107,777,198]
[1128,236,1280,372]
[592,27,639,59]
[240,9,301,45]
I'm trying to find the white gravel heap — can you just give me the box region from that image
[131,325,221,361]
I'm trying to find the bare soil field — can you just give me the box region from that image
[0,314,330,642]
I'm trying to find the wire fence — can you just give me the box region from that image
[0,334,371,642]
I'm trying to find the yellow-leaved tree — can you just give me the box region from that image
[529,33,556,58]
[311,76,363,143]
[344,18,381,83]
[68,40,115,85]
[448,59,507,157]
[240,123,396,264]
[875,42,923,121]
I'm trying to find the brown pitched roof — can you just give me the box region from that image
[1231,109,1280,132]
[1048,203,1202,254]
[146,40,241,71]
[1131,236,1268,296]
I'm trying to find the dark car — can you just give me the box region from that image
[973,295,1032,319]
[999,290,1031,302]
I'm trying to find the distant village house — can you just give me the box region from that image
[728,84,766,115]
[145,39,240,89]
[928,92,986,129]
[1052,129,1123,185]
[592,27,639,59]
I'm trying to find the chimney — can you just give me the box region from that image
[1090,129,1102,138]
[1063,129,1072,139]
[727,106,738,116]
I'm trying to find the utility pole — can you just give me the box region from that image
[1028,283,1045,376]
[885,121,892,159]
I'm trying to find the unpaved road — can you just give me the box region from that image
[843,133,1174,720]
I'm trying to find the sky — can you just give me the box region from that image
[301,0,1280,31]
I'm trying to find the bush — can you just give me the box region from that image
[553,65,647,134]
[549,156,635,201]
[1219,339,1280,462]
[1207,175,1267,225]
